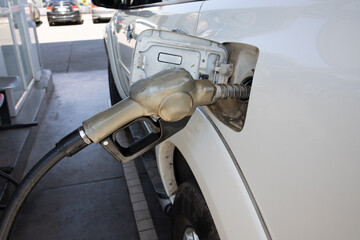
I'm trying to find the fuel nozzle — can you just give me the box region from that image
[82,68,250,145]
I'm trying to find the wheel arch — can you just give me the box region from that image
[156,108,269,240]
[156,141,198,202]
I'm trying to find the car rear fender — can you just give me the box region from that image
[156,108,269,240]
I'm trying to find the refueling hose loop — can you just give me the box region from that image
[0,127,90,240]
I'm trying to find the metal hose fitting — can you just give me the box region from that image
[213,83,251,101]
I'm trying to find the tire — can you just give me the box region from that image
[93,19,98,24]
[171,182,220,240]
[108,61,122,105]
[77,19,84,24]
[49,22,54,26]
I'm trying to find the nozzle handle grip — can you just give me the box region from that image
[100,116,190,164]
[82,98,144,143]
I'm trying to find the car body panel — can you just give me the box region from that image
[47,12,81,23]
[47,0,82,23]
[196,0,360,239]
[105,0,360,239]
[29,1,40,22]
[109,1,203,98]
[104,20,128,98]
[91,6,115,20]
[164,109,268,239]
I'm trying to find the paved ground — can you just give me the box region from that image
[37,15,108,73]
[10,70,139,240]
[36,15,106,43]
[40,39,107,73]
[8,15,171,239]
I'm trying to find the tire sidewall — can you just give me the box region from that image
[171,182,220,240]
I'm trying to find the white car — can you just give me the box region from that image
[95,0,360,239]
[91,4,115,23]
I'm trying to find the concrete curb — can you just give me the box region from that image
[123,160,159,240]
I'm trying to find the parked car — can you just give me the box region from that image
[23,0,40,24]
[27,0,41,24]
[46,0,83,26]
[95,0,360,239]
[91,4,115,23]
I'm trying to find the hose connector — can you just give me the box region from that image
[213,83,251,102]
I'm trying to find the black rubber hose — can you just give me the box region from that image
[0,127,89,240]
[0,171,19,186]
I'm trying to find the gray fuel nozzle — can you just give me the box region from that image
[81,68,250,163]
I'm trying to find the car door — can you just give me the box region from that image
[112,0,204,98]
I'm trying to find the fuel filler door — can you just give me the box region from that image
[129,29,232,85]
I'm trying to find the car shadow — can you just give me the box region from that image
[35,21,43,27]
[92,19,110,24]
[50,21,84,27]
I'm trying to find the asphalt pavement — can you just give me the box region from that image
[37,15,108,73]
[10,70,139,240]
[40,39,107,73]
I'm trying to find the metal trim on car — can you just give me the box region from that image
[127,0,204,10]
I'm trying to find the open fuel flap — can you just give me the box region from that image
[129,29,232,85]
[130,29,259,132]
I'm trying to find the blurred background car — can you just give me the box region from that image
[46,0,83,26]
[91,4,115,23]
[23,0,41,25]
[27,0,41,24]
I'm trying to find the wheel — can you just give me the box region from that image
[77,19,84,24]
[48,22,54,26]
[171,182,220,240]
[93,19,99,24]
[108,61,122,105]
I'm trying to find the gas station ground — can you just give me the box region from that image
[4,15,170,239]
